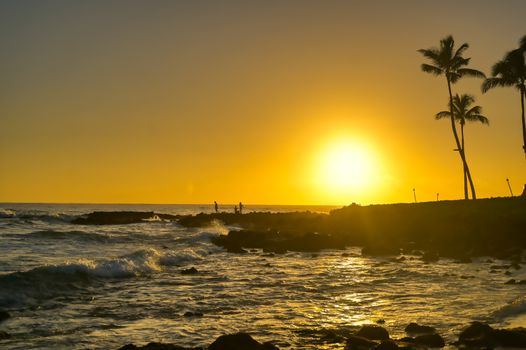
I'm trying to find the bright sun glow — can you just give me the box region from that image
[315,138,379,199]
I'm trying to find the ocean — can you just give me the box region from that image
[0,203,525,349]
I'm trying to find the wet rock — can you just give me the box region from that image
[208,333,278,350]
[374,339,398,350]
[183,311,203,317]
[413,334,445,347]
[181,267,199,275]
[492,328,526,347]
[376,319,386,324]
[0,330,10,340]
[421,251,439,263]
[457,322,494,347]
[0,310,9,323]
[345,335,378,349]
[320,330,345,343]
[404,323,436,335]
[356,325,390,340]
[504,279,526,285]
[361,245,401,257]
[118,343,200,350]
[458,322,526,348]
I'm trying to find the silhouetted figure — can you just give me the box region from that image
[239,202,243,214]
[214,201,218,213]
[413,188,417,203]
[234,206,239,214]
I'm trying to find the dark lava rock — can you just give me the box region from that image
[345,335,378,349]
[0,330,10,340]
[208,333,279,350]
[0,310,10,323]
[376,319,386,324]
[374,340,398,350]
[405,323,436,335]
[118,343,201,350]
[414,334,445,347]
[183,311,203,317]
[492,328,526,347]
[458,322,493,343]
[181,267,199,275]
[504,279,526,285]
[356,325,390,340]
[458,322,526,348]
[421,251,439,263]
[361,245,401,257]
[72,211,178,225]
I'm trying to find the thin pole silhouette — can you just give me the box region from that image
[413,188,417,203]
[506,178,514,197]
[437,193,439,201]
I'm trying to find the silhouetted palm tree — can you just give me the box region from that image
[419,35,485,200]
[436,94,489,196]
[482,48,526,155]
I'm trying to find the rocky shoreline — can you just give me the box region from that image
[73,197,526,261]
[117,322,526,349]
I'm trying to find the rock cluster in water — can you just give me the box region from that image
[116,322,526,350]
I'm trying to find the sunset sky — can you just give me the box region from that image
[1,0,525,205]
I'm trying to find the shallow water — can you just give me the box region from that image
[1,203,525,349]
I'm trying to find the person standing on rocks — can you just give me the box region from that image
[239,202,243,214]
[214,201,218,213]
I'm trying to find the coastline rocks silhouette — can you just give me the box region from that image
[457,322,526,348]
[356,325,390,340]
[404,323,436,335]
[208,333,279,350]
[0,310,9,323]
[180,267,199,275]
[118,343,201,350]
[72,211,178,225]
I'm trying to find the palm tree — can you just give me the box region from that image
[436,94,489,196]
[482,48,526,155]
[419,35,485,200]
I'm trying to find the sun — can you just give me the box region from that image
[314,138,378,198]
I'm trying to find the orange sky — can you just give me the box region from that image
[1,1,525,205]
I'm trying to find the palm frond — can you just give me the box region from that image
[482,77,513,92]
[454,43,469,59]
[418,48,440,61]
[474,115,489,125]
[435,111,451,119]
[458,68,486,79]
[421,64,442,75]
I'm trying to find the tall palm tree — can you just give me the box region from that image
[482,48,526,155]
[419,35,485,200]
[436,94,489,196]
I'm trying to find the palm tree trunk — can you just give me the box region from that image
[447,79,476,200]
[461,122,468,199]
[521,85,526,156]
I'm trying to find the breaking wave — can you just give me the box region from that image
[0,247,206,308]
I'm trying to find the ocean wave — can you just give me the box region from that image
[493,295,526,319]
[0,247,206,308]
[27,230,110,242]
[0,208,16,218]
